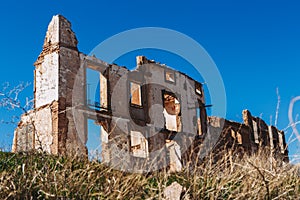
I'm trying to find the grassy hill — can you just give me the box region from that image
[0,151,299,199]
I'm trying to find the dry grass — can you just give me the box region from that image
[0,151,299,199]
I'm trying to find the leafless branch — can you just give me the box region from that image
[0,82,33,115]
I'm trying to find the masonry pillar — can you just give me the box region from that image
[33,15,80,155]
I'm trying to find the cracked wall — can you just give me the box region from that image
[12,15,289,172]
[206,110,289,163]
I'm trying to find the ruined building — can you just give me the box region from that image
[12,15,289,172]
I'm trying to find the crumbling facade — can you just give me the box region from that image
[12,15,288,172]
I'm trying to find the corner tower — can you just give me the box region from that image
[34,15,79,108]
[33,15,81,155]
[12,15,82,155]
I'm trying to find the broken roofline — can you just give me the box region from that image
[38,15,202,85]
[82,54,204,87]
[34,14,284,133]
[37,15,282,133]
[11,14,289,170]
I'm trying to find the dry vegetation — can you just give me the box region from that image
[0,150,299,199]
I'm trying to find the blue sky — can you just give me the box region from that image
[0,0,299,162]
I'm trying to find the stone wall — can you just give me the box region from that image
[12,15,289,172]
[206,110,289,163]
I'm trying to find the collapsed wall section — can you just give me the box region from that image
[12,102,58,153]
[206,110,289,162]
[13,15,83,156]
[12,15,289,172]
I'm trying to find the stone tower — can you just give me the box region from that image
[13,15,85,155]
[12,15,289,172]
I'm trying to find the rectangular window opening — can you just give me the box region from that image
[237,132,243,144]
[86,67,107,110]
[130,131,148,158]
[230,129,242,144]
[163,92,181,132]
[196,108,202,135]
[195,83,202,96]
[130,82,142,106]
[165,71,175,83]
[86,119,102,162]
